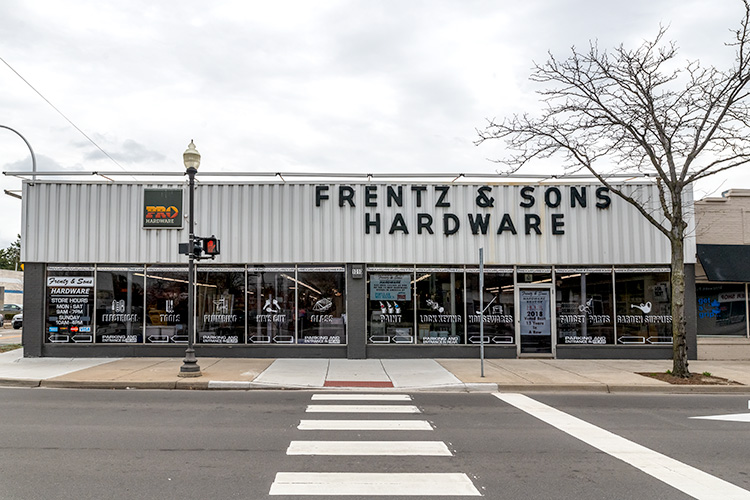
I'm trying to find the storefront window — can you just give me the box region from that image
[144,267,189,344]
[367,272,415,344]
[696,283,748,336]
[196,268,246,344]
[297,268,347,344]
[555,270,614,345]
[95,267,145,343]
[45,267,95,344]
[466,270,514,344]
[247,268,296,343]
[615,270,672,344]
[517,268,552,285]
[416,269,465,344]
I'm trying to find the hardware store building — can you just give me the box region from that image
[20,178,698,359]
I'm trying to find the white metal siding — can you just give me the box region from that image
[21,181,696,266]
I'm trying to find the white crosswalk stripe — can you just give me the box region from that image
[287,440,452,456]
[269,472,481,496]
[306,404,420,413]
[311,394,412,401]
[269,393,480,496]
[298,419,433,430]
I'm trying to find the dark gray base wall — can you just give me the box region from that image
[367,345,518,359]
[346,263,367,359]
[40,344,349,358]
[21,263,44,357]
[556,346,673,359]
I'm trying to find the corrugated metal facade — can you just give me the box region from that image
[21,181,695,266]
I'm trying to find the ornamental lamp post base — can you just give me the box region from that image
[178,347,202,377]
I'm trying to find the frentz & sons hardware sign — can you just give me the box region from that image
[314,184,611,237]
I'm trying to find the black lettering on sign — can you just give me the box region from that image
[418,213,434,234]
[366,213,381,234]
[520,186,535,208]
[443,213,460,236]
[339,186,355,207]
[315,185,329,207]
[435,186,451,207]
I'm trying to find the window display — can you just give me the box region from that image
[416,270,465,344]
[466,271,514,344]
[196,268,246,344]
[95,267,145,343]
[696,283,747,336]
[297,268,346,344]
[144,267,189,344]
[38,263,685,352]
[555,270,614,345]
[247,268,296,343]
[368,272,415,344]
[615,270,672,344]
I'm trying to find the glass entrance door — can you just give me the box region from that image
[518,287,553,355]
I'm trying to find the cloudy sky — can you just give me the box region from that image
[0,0,747,249]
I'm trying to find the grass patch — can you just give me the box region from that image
[0,344,22,353]
[639,371,741,385]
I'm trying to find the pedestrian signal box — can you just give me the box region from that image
[202,236,220,256]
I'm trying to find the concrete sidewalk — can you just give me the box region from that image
[1,348,749,392]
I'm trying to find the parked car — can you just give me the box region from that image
[12,313,22,329]
[3,304,22,322]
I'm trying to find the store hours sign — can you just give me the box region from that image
[46,276,94,343]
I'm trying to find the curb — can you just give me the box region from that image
[1,378,748,393]
[607,384,750,394]
[494,383,611,393]
[40,380,179,390]
[0,378,41,388]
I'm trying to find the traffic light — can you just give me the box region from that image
[202,236,220,256]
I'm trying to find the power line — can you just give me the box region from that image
[0,55,127,171]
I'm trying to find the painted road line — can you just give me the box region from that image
[691,413,750,422]
[298,419,433,431]
[311,394,412,401]
[495,393,750,500]
[287,440,452,456]
[306,404,421,413]
[269,472,481,496]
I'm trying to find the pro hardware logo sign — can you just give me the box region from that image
[143,189,183,228]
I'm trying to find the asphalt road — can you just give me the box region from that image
[0,389,749,499]
[0,326,21,345]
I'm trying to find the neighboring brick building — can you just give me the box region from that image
[695,189,750,359]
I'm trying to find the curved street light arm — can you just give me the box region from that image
[0,125,36,182]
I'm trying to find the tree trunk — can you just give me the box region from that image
[670,236,689,377]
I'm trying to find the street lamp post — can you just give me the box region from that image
[179,140,202,377]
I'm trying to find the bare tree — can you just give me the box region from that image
[476,1,750,377]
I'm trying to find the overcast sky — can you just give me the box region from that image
[0,0,746,249]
